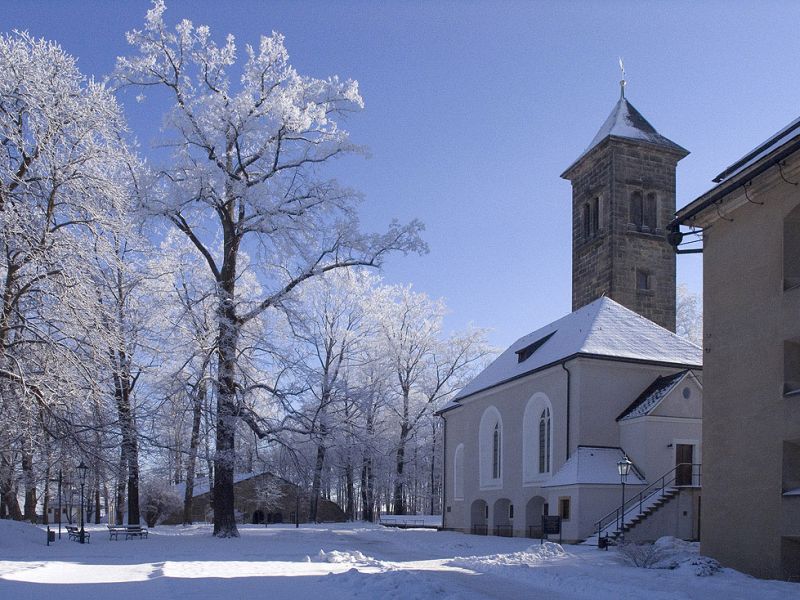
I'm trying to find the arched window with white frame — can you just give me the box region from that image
[539,407,551,474]
[522,393,553,484]
[492,424,501,479]
[479,406,503,489]
[453,443,465,500]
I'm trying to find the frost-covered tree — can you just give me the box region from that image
[676,284,703,347]
[0,31,135,519]
[116,1,424,536]
[373,285,491,515]
[145,232,219,524]
[282,269,377,521]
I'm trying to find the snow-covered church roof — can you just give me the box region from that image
[542,446,647,488]
[562,93,688,177]
[453,297,702,402]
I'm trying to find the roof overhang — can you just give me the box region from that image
[452,352,702,405]
[673,120,800,230]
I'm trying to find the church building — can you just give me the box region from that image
[439,83,703,543]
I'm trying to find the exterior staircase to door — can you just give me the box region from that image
[582,462,701,546]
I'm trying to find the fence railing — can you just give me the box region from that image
[471,523,488,535]
[527,525,543,538]
[593,462,701,545]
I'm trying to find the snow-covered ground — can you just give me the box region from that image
[0,520,795,600]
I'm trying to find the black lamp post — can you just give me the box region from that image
[617,455,632,542]
[55,469,63,540]
[77,461,88,544]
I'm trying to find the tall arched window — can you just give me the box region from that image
[479,406,503,489]
[583,197,600,239]
[453,444,464,500]
[522,393,553,484]
[644,192,658,230]
[583,202,592,238]
[538,407,551,474]
[492,424,501,479]
[630,191,643,228]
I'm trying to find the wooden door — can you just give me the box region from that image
[675,444,694,486]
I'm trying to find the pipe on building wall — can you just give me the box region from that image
[561,360,572,461]
[439,414,447,529]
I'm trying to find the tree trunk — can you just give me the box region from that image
[42,465,50,525]
[393,422,409,515]
[22,447,37,522]
[212,287,240,537]
[114,361,140,525]
[115,452,126,525]
[94,482,101,524]
[0,453,22,520]
[183,378,205,525]
[309,442,326,522]
[345,462,354,520]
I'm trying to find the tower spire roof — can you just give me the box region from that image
[561,91,688,179]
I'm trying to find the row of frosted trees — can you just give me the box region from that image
[0,2,490,535]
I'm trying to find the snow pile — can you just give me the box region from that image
[618,537,722,576]
[0,519,47,548]
[311,549,383,567]
[450,541,567,570]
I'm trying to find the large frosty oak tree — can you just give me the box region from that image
[116,1,424,536]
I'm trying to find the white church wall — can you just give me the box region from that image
[442,365,566,532]
[620,416,702,484]
[572,358,687,450]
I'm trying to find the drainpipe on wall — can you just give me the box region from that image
[440,414,447,530]
[561,361,572,461]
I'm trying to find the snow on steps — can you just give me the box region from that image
[581,486,680,545]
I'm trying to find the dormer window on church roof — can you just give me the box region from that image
[516,331,556,363]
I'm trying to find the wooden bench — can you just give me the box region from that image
[107,524,149,540]
[66,525,91,543]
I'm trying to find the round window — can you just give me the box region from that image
[682,387,691,399]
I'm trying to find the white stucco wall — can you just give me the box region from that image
[442,356,702,541]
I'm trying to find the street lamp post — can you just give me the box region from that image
[617,455,632,542]
[77,461,88,544]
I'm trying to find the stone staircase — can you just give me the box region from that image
[582,486,680,545]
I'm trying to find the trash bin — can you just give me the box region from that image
[598,535,608,550]
[47,530,55,543]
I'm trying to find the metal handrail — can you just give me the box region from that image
[594,462,701,545]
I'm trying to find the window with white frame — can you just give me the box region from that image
[479,406,503,489]
[522,393,553,484]
[539,407,551,474]
[492,424,501,478]
[453,443,464,500]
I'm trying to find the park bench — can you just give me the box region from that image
[107,524,149,540]
[65,525,91,543]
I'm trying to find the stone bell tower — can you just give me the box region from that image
[560,79,688,331]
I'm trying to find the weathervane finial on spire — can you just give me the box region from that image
[619,57,626,98]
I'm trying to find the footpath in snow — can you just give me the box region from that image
[0,520,796,600]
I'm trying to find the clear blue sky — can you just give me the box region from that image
[7,1,800,347]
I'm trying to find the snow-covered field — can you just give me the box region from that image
[0,520,795,600]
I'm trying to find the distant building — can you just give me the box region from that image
[165,472,346,525]
[674,116,800,580]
